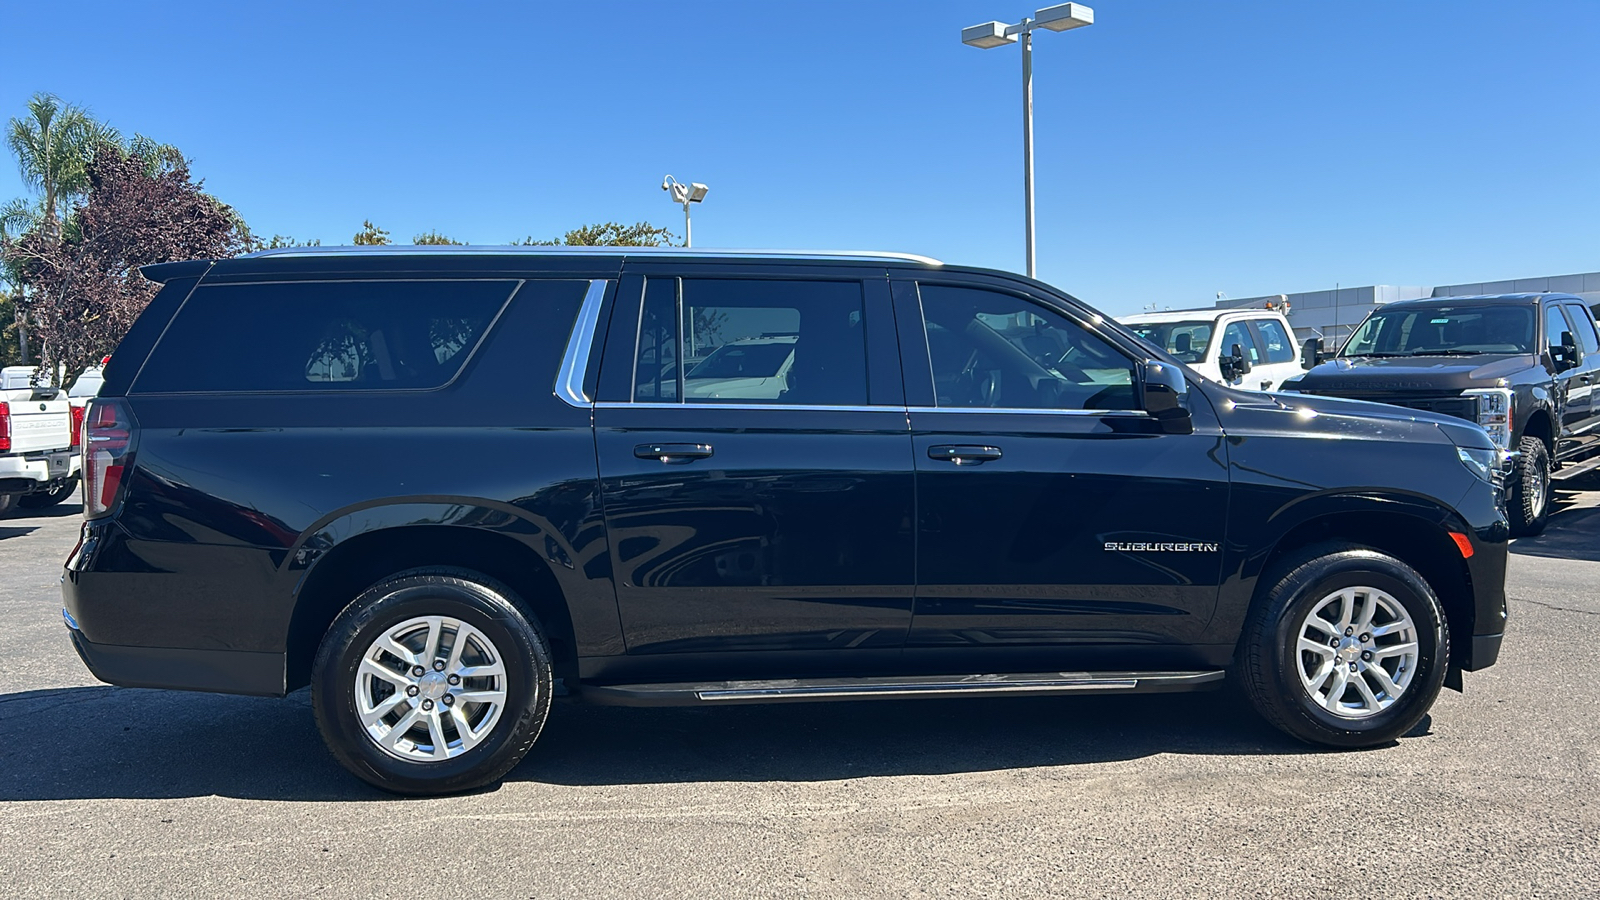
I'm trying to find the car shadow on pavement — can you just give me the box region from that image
[1512,497,1600,562]
[0,681,1330,801]
[0,526,40,541]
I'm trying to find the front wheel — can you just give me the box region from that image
[312,570,553,795]
[1509,435,1550,537]
[1240,544,1448,748]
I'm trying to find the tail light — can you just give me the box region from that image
[0,401,9,453]
[69,405,86,448]
[82,399,137,519]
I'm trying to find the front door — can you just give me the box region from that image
[592,269,914,675]
[895,278,1232,673]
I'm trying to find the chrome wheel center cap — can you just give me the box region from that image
[418,671,450,701]
[1338,639,1361,663]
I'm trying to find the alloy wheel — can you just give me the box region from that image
[354,615,510,762]
[1295,586,1419,720]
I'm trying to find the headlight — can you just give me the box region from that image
[1457,446,1500,485]
[1462,388,1513,450]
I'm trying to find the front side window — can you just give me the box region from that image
[1220,321,1260,364]
[917,284,1137,411]
[1252,318,1296,364]
[1341,305,1536,357]
[135,280,516,393]
[630,278,868,405]
[1545,305,1574,351]
[1566,305,1600,355]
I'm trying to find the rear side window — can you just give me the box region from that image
[631,278,869,405]
[1251,318,1296,364]
[134,280,517,393]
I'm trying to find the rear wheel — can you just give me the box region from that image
[19,476,79,509]
[1510,435,1550,537]
[1240,544,1448,748]
[0,493,16,517]
[312,570,553,795]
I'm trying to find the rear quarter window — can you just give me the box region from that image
[133,280,517,393]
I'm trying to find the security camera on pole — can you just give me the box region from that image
[961,3,1093,279]
[661,175,709,248]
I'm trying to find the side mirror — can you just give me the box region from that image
[1301,336,1330,369]
[1219,342,1253,380]
[1141,361,1193,435]
[1556,331,1582,371]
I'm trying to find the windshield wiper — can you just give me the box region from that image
[1408,349,1477,356]
[1340,352,1405,358]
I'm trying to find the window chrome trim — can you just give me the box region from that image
[554,279,609,408]
[595,401,895,413]
[591,401,1149,417]
[908,406,1150,417]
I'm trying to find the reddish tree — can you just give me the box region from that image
[3,144,246,379]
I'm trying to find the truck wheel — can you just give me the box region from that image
[18,477,79,509]
[1240,543,1448,749]
[1509,436,1550,537]
[311,570,553,796]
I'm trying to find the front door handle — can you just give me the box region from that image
[927,444,1003,465]
[634,442,714,463]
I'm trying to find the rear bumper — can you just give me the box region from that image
[0,449,77,491]
[66,626,284,697]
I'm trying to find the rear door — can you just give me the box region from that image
[896,276,1231,674]
[592,264,914,675]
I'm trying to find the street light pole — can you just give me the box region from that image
[1021,24,1035,278]
[661,175,709,248]
[961,3,1094,280]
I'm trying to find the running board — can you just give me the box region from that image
[1552,453,1600,482]
[581,670,1226,707]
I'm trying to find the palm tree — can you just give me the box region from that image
[5,92,118,229]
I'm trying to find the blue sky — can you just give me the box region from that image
[4,1,1598,316]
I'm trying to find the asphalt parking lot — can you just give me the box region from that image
[2,492,1598,899]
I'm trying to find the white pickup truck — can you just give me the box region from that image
[1117,307,1308,391]
[0,366,81,516]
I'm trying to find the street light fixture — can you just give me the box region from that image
[961,3,1093,279]
[661,175,709,247]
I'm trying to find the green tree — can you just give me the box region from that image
[413,230,464,245]
[5,93,117,230]
[515,221,677,247]
[353,219,390,245]
[244,233,321,252]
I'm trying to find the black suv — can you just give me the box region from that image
[64,248,1507,794]
[1287,293,1600,536]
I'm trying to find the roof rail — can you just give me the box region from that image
[237,245,943,266]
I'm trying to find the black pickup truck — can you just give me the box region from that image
[1286,292,1600,535]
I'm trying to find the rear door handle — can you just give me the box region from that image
[634,442,714,463]
[927,444,1003,465]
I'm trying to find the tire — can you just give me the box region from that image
[1239,543,1449,749]
[18,476,79,509]
[1509,435,1550,537]
[311,569,553,795]
[0,493,16,518]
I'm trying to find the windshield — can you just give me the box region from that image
[1122,321,1214,364]
[686,341,794,379]
[1340,305,1536,357]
